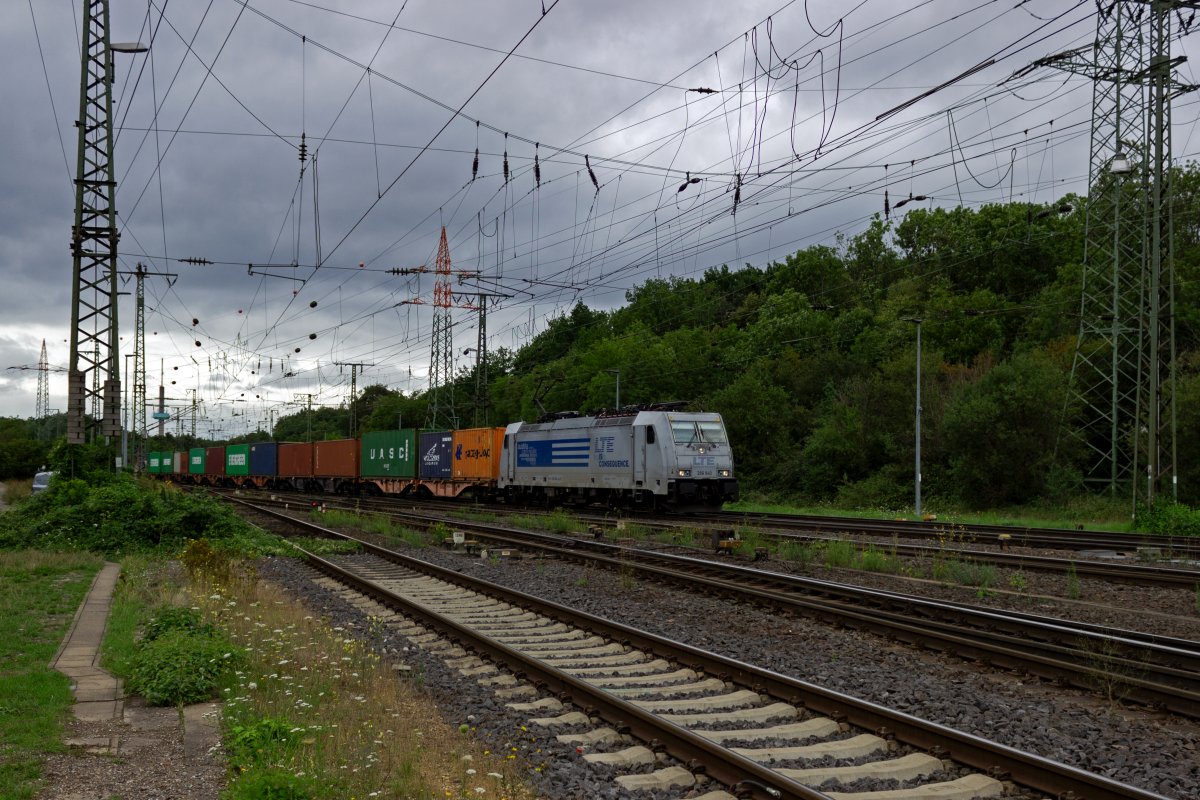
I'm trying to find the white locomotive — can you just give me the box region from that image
[498,404,738,510]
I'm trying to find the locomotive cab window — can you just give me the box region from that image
[670,419,728,446]
[646,427,655,444]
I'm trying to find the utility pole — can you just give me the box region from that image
[190,388,198,439]
[458,291,510,426]
[1037,0,1195,510]
[294,393,315,442]
[119,264,176,470]
[333,362,374,436]
[66,1,145,446]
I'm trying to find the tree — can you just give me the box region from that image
[941,350,1069,506]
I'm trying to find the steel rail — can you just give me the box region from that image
[342,505,1200,715]
[701,510,1200,557]
[225,496,1200,716]
[211,489,1200,587]
[297,547,830,800]
[280,521,1173,800]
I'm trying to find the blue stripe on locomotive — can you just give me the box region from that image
[516,437,590,467]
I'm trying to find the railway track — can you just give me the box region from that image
[241,488,1200,558]
[698,509,1200,559]
[248,505,1174,800]
[208,489,1200,588]
[223,495,1200,719]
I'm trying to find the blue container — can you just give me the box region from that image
[419,431,453,479]
[249,441,278,477]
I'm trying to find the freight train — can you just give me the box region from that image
[147,405,738,510]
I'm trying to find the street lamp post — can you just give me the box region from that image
[605,369,621,409]
[902,318,923,516]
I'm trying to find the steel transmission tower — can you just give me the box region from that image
[119,264,176,469]
[36,340,50,420]
[66,2,144,444]
[427,228,456,429]
[1045,1,1193,509]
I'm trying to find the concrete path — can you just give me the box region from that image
[48,561,222,763]
[51,562,124,722]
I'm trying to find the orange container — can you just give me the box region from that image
[314,438,359,478]
[278,442,315,477]
[451,427,505,480]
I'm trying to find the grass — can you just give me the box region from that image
[311,509,426,549]
[101,555,181,679]
[0,551,104,800]
[812,539,904,574]
[187,560,535,800]
[509,510,586,535]
[2,479,33,506]
[725,494,1135,533]
[932,557,997,590]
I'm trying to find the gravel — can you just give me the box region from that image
[387,544,1200,798]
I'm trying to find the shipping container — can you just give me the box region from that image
[419,431,453,479]
[225,444,250,477]
[314,438,358,478]
[189,447,206,474]
[360,430,418,478]
[451,427,505,480]
[278,442,314,476]
[204,446,226,477]
[147,452,161,474]
[173,451,185,474]
[249,442,278,477]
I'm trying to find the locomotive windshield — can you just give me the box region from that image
[670,418,728,446]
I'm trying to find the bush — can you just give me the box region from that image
[127,628,243,705]
[225,717,300,771]
[222,768,320,800]
[1137,502,1200,536]
[142,605,214,642]
[0,472,261,554]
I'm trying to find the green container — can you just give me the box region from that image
[147,452,161,474]
[360,429,417,478]
[188,447,206,475]
[156,451,168,474]
[225,444,250,476]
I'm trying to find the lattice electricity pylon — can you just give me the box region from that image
[1040,1,1194,506]
[118,264,176,469]
[1038,5,1147,496]
[36,340,50,420]
[1137,3,1195,507]
[394,227,484,430]
[66,2,144,444]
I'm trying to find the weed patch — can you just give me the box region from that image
[191,565,534,799]
[0,551,103,800]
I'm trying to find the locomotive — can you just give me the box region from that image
[147,403,737,510]
[500,404,737,510]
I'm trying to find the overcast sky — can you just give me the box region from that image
[3,0,1198,436]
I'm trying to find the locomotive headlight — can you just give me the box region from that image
[677,468,691,477]
[719,469,731,477]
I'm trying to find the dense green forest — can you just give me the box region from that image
[6,168,1200,510]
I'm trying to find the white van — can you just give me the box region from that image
[31,471,55,494]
